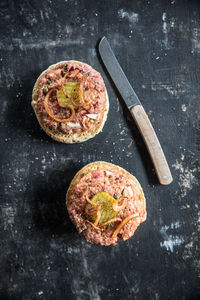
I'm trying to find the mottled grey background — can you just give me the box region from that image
[0,0,200,299]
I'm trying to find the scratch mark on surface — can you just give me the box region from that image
[82,256,101,300]
[183,230,199,260]
[126,152,132,157]
[116,98,120,112]
[192,28,200,54]
[1,206,17,229]
[172,153,199,198]
[170,19,175,28]
[118,9,138,28]
[71,243,101,300]
[151,81,185,98]
[122,271,129,284]
[38,291,44,296]
[155,293,160,300]
[181,104,187,112]
[162,12,170,49]
[0,38,84,51]
[160,224,184,252]
[0,65,16,88]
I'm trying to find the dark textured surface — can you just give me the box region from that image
[0,0,200,299]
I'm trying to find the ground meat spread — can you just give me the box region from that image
[36,61,107,134]
[67,167,146,246]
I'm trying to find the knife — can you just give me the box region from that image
[99,36,173,185]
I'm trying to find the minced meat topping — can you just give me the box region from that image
[36,61,107,134]
[68,167,146,246]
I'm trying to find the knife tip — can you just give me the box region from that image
[99,36,106,44]
[99,36,107,51]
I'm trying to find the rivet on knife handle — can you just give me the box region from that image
[130,105,173,185]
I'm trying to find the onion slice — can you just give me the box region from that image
[85,194,102,227]
[61,83,68,98]
[112,197,127,212]
[100,217,122,227]
[86,220,101,231]
[94,205,102,226]
[83,99,93,110]
[112,214,139,238]
[65,69,80,78]
[85,196,98,207]
[71,97,84,107]
[44,89,75,123]
[78,73,88,104]
[123,186,134,197]
[65,122,81,129]
[85,204,98,216]
[105,170,113,177]
[86,114,98,119]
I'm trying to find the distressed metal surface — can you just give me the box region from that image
[0,0,200,299]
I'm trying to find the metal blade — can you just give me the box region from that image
[99,36,141,109]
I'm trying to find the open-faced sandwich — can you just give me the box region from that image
[66,162,146,246]
[32,61,109,143]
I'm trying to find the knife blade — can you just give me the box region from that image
[99,36,173,185]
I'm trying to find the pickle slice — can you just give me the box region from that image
[57,81,80,107]
[90,192,118,224]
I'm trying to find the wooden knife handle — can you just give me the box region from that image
[130,105,173,185]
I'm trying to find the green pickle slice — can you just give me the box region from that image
[57,81,80,107]
[90,192,118,224]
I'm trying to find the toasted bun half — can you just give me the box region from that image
[66,161,146,208]
[66,161,146,246]
[32,61,109,143]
